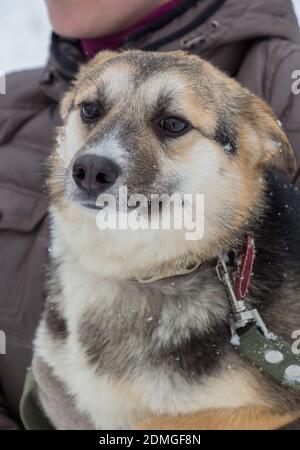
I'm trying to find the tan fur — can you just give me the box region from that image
[135,406,300,430]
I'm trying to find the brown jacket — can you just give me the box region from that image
[1,0,300,429]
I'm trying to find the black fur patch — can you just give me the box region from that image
[214,119,238,154]
[44,301,68,340]
[243,173,300,408]
[79,308,231,381]
[250,174,300,321]
[149,322,231,380]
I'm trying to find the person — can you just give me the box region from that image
[0,0,300,430]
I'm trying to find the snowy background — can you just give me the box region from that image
[0,0,300,73]
[294,0,300,22]
[0,0,51,74]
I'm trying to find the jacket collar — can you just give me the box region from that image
[39,34,86,102]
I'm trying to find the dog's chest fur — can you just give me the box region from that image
[33,177,300,429]
[34,249,257,429]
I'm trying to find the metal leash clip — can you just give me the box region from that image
[216,255,272,340]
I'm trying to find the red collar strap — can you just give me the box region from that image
[234,235,255,301]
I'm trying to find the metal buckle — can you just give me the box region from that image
[216,255,272,340]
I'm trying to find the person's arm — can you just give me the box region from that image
[0,391,21,430]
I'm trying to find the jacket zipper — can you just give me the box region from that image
[140,0,226,51]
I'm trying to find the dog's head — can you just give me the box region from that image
[48,50,295,277]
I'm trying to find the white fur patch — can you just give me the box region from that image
[101,65,132,101]
[87,132,127,166]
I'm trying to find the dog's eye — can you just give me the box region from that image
[80,102,100,122]
[159,117,189,137]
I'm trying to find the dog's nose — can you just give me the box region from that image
[72,155,119,195]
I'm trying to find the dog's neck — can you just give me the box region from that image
[52,226,229,333]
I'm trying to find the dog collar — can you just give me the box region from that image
[131,257,202,284]
[133,235,255,286]
[132,235,255,286]
[217,235,300,392]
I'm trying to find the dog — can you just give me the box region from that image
[30,50,300,430]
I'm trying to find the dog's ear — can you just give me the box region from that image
[60,51,119,120]
[246,96,296,176]
[88,50,119,68]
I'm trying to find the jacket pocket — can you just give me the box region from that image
[0,184,48,338]
[0,185,47,232]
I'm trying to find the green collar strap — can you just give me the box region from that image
[237,325,300,391]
